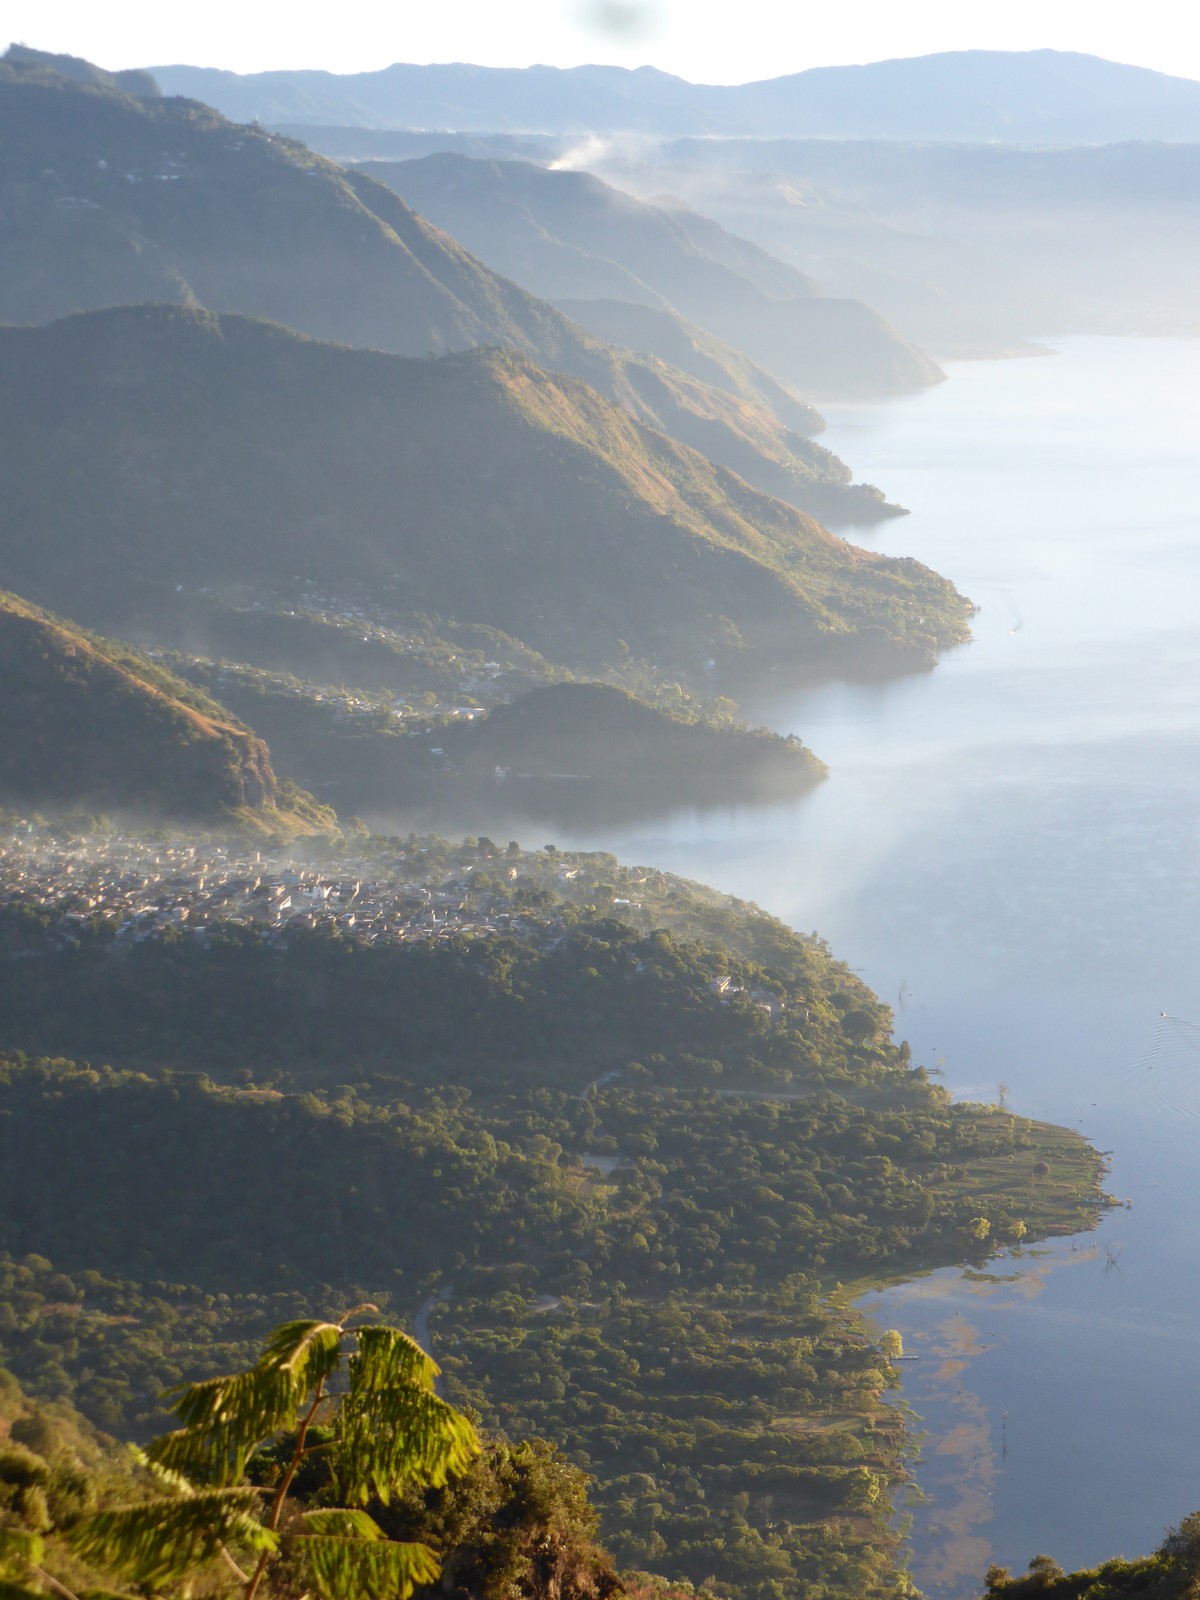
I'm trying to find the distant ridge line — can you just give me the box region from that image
[145,49,1200,144]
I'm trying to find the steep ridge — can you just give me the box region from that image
[356,154,944,399]
[0,306,970,683]
[553,298,823,436]
[0,54,890,511]
[0,591,327,830]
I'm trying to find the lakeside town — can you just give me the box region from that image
[0,824,662,950]
[0,823,792,1026]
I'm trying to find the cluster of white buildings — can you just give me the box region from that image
[0,832,559,949]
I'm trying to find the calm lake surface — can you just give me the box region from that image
[555,338,1200,1590]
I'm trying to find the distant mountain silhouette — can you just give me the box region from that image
[0,591,327,830]
[151,50,1200,143]
[368,153,942,400]
[0,306,970,686]
[608,135,1200,350]
[0,49,915,509]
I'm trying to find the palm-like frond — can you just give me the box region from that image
[347,1327,439,1397]
[295,1531,440,1600]
[299,1510,387,1540]
[336,1388,479,1505]
[68,1490,277,1586]
[257,1320,344,1393]
[150,1321,344,1486]
[0,1529,44,1572]
[136,1449,202,1499]
[149,1367,301,1485]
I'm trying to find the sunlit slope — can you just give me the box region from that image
[0,591,328,829]
[362,153,944,399]
[0,51,877,511]
[0,306,970,677]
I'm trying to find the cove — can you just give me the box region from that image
[553,338,1200,1590]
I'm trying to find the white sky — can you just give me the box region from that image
[4,0,1199,85]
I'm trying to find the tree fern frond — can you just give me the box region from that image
[169,1366,300,1434]
[69,1490,276,1586]
[134,1448,203,1500]
[347,1327,439,1398]
[0,1530,44,1572]
[257,1321,344,1392]
[152,1367,301,1484]
[299,1510,385,1541]
[295,1534,440,1600]
[336,1390,479,1504]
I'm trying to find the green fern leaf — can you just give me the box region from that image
[336,1389,479,1505]
[347,1326,439,1397]
[151,1366,301,1484]
[296,1533,440,1600]
[300,1510,387,1540]
[0,1529,44,1572]
[257,1319,344,1391]
[69,1489,276,1586]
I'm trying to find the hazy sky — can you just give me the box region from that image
[4,0,1199,84]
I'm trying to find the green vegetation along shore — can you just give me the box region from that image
[0,823,1110,1600]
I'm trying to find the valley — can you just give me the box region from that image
[0,31,1195,1600]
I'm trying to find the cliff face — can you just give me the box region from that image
[0,592,286,821]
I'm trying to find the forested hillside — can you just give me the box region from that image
[0,592,329,832]
[0,827,1109,1600]
[0,1347,629,1600]
[171,673,826,824]
[0,307,970,686]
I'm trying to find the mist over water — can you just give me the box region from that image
[545,336,1200,1586]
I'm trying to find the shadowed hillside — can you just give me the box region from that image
[0,591,330,831]
[448,682,826,794]
[0,307,971,687]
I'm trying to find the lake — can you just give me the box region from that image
[554,338,1200,1591]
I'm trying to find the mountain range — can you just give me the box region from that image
[358,152,941,401]
[0,48,929,516]
[149,50,1200,143]
[593,135,1200,348]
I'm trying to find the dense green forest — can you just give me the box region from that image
[0,835,1109,1600]
[0,307,970,689]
